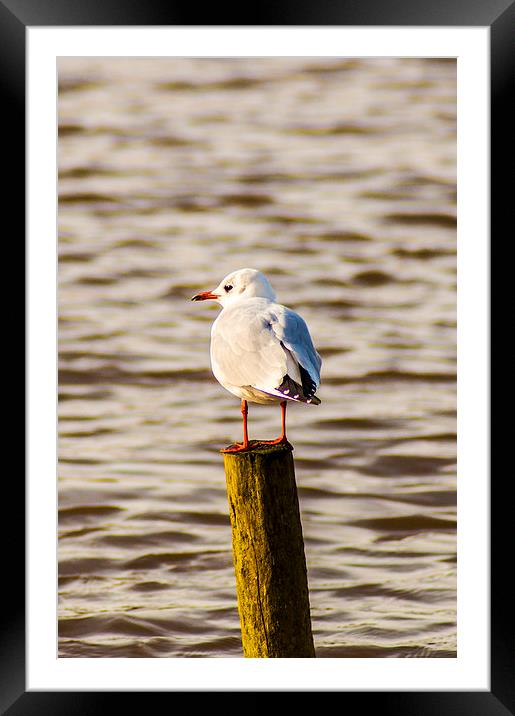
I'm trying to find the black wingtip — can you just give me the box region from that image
[306,395,321,405]
[276,373,320,404]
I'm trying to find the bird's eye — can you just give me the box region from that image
[224,284,233,292]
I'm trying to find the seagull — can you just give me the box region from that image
[191,268,322,453]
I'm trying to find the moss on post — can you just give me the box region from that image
[223,441,315,658]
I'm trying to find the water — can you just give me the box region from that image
[58,57,456,657]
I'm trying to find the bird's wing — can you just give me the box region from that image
[210,300,288,393]
[269,304,322,388]
[211,299,322,402]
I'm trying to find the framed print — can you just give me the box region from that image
[5,0,507,712]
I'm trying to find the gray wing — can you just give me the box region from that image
[270,304,322,387]
[210,301,288,393]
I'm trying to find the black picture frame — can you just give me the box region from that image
[6,0,506,712]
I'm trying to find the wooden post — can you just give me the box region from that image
[223,442,315,658]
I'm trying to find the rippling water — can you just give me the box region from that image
[58,57,457,657]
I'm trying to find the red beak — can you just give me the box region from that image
[191,291,219,302]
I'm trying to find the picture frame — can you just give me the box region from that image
[6,0,505,711]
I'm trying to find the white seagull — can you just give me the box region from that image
[191,268,322,453]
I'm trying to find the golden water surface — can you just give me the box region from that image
[58,57,456,657]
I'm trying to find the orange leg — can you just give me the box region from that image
[258,401,288,445]
[220,399,251,453]
[242,399,249,446]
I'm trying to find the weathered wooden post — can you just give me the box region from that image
[223,442,315,657]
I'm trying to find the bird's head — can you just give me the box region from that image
[191,268,276,307]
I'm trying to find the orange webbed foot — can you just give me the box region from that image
[220,442,251,454]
